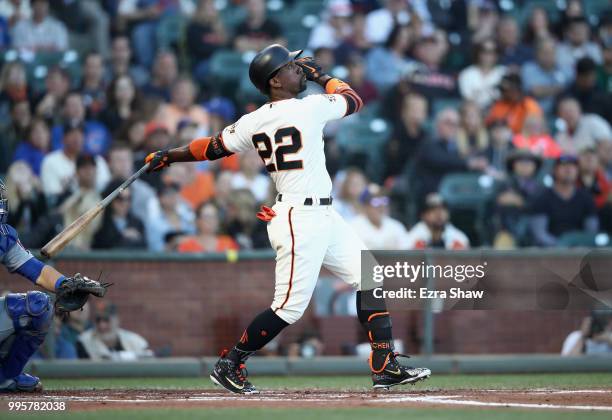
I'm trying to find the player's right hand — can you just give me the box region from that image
[145,150,171,172]
[296,57,324,82]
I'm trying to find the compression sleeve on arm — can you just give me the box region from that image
[188,134,234,161]
[14,257,45,284]
[324,78,364,116]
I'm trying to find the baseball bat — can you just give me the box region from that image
[41,163,150,259]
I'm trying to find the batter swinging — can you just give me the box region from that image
[146,44,431,394]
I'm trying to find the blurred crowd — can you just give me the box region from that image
[1,0,612,251]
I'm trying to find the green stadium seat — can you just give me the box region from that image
[156,14,187,51]
[557,232,599,247]
[208,50,250,85]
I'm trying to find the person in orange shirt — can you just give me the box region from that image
[177,201,238,253]
[486,73,543,134]
[512,114,562,158]
[155,77,210,135]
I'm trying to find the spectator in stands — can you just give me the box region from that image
[223,189,269,249]
[145,181,195,252]
[177,201,238,253]
[523,6,553,46]
[56,302,91,359]
[11,0,68,52]
[230,150,270,203]
[364,0,431,45]
[468,0,498,45]
[163,163,215,210]
[333,167,367,220]
[555,97,612,154]
[57,154,102,250]
[599,139,612,181]
[457,100,489,160]
[107,143,156,224]
[484,119,515,173]
[351,185,409,250]
[117,0,194,68]
[308,0,353,50]
[557,17,602,80]
[496,15,532,67]
[577,146,612,212]
[0,0,31,26]
[233,0,284,53]
[34,66,70,122]
[51,91,112,157]
[93,181,146,250]
[106,35,148,87]
[12,117,50,175]
[365,24,412,91]
[406,33,457,99]
[415,108,488,201]
[187,0,227,84]
[512,114,562,159]
[405,193,469,250]
[0,100,31,173]
[3,160,47,235]
[54,0,110,56]
[493,150,543,247]
[598,42,612,93]
[486,73,543,134]
[40,125,110,202]
[78,303,151,361]
[0,61,28,122]
[204,97,236,139]
[530,155,599,247]
[100,75,141,136]
[345,53,377,104]
[563,57,612,124]
[562,311,612,356]
[141,51,178,102]
[458,39,506,109]
[155,77,209,135]
[80,52,107,121]
[385,92,427,180]
[140,122,174,189]
[521,38,572,115]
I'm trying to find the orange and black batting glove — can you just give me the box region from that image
[145,150,171,172]
[296,57,324,82]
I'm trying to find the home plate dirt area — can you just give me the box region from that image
[3,389,612,412]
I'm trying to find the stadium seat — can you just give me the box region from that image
[208,50,250,85]
[431,98,462,118]
[557,232,599,248]
[335,115,391,181]
[156,14,187,51]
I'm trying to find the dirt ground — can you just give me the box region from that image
[2,389,612,412]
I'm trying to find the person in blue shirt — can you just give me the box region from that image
[0,178,103,392]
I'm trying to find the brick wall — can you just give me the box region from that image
[0,255,588,356]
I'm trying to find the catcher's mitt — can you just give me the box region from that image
[55,273,111,313]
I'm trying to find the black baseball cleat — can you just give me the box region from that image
[371,353,431,390]
[210,350,259,395]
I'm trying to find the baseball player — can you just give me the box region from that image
[0,179,108,392]
[146,44,431,393]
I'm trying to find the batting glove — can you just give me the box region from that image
[296,57,325,82]
[145,150,171,172]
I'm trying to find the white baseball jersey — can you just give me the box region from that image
[220,94,349,197]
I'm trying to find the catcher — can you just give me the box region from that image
[0,179,109,392]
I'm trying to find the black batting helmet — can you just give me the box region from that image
[0,178,8,225]
[249,44,303,93]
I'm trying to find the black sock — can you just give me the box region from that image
[357,290,394,371]
[227,308,289,364]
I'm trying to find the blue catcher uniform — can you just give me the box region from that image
[0,184,53,392]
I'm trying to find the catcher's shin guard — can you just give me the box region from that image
[1,292,51,380]
[210,350,259,394]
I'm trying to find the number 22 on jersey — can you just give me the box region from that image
[252,126,304,172]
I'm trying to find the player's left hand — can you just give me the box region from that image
[296,57,324,82]
[145,150,171,172]
[55,273,111,313]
